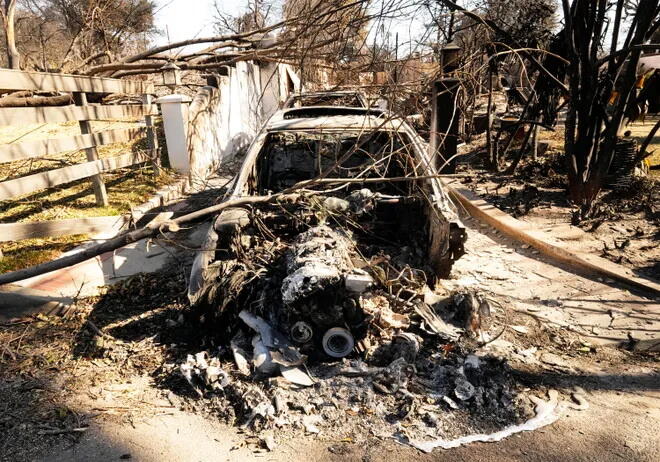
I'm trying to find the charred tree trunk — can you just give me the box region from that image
[504,31,568,174]
[485,70,496,168]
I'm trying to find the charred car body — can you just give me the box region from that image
[188,105,466,364]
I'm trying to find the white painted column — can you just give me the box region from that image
[155,94,192,174]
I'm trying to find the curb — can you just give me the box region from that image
[0,285,72,321]
[444,180,660,298]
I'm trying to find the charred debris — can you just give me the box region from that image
[174,126,547,449]
[178,191,528,446]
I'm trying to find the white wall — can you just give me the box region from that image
[186,86,220,178]
[183,61,300,180]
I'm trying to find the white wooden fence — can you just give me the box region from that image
[0,69,158,242]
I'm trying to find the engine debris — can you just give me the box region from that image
[178,184,561,451]
[322,327,355,358]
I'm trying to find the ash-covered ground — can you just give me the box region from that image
[2,245,654,460]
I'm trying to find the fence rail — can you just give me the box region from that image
[0,104,157,126]
[0,151,149,201]
[0,68,153,94]
[0,68,159,241]
[0,127,146,163]
[0,216,127,242]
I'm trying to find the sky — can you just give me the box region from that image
[153,0,426,55]
[154,0,229,46]
[151,0,625,56]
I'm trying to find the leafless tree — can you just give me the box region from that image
[432,0,658,216]
[214,0,274,34]
[1,0,156,72]
[79,0,378,79]
[1,0,19,68]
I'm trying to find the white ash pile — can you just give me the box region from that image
[176,285,548,450]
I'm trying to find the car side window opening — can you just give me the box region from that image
[257,130,418,195]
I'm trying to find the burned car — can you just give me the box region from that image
[282,90,368,109]
[188,106,466,365]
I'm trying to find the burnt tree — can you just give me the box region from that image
[562,0,659,217]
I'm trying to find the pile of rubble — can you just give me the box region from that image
[177,190,560,451]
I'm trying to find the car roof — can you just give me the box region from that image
[267,112,410,132]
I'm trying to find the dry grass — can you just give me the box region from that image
[0,118,153,182]
[0,119,145,145]
[0,116,176,223]
[0,234,89,273]
[537,125,565,150]
[0,166,176,272]
[538,116,659,176]
[0,165,176,223]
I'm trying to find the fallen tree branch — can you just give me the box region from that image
[68,51,112,74]
[85,319,111,339]
[83,0,371,76]
[0,170,456,285]
[84,27,278,74]
[0,195,275,286]
[0,94,73,107]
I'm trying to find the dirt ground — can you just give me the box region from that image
[1,110,658,461]
[1,214,657,462]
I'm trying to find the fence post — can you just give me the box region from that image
[430,78,460,174]
[155,94,191,174]
[73,92,109,206]
[142,93,160,176]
